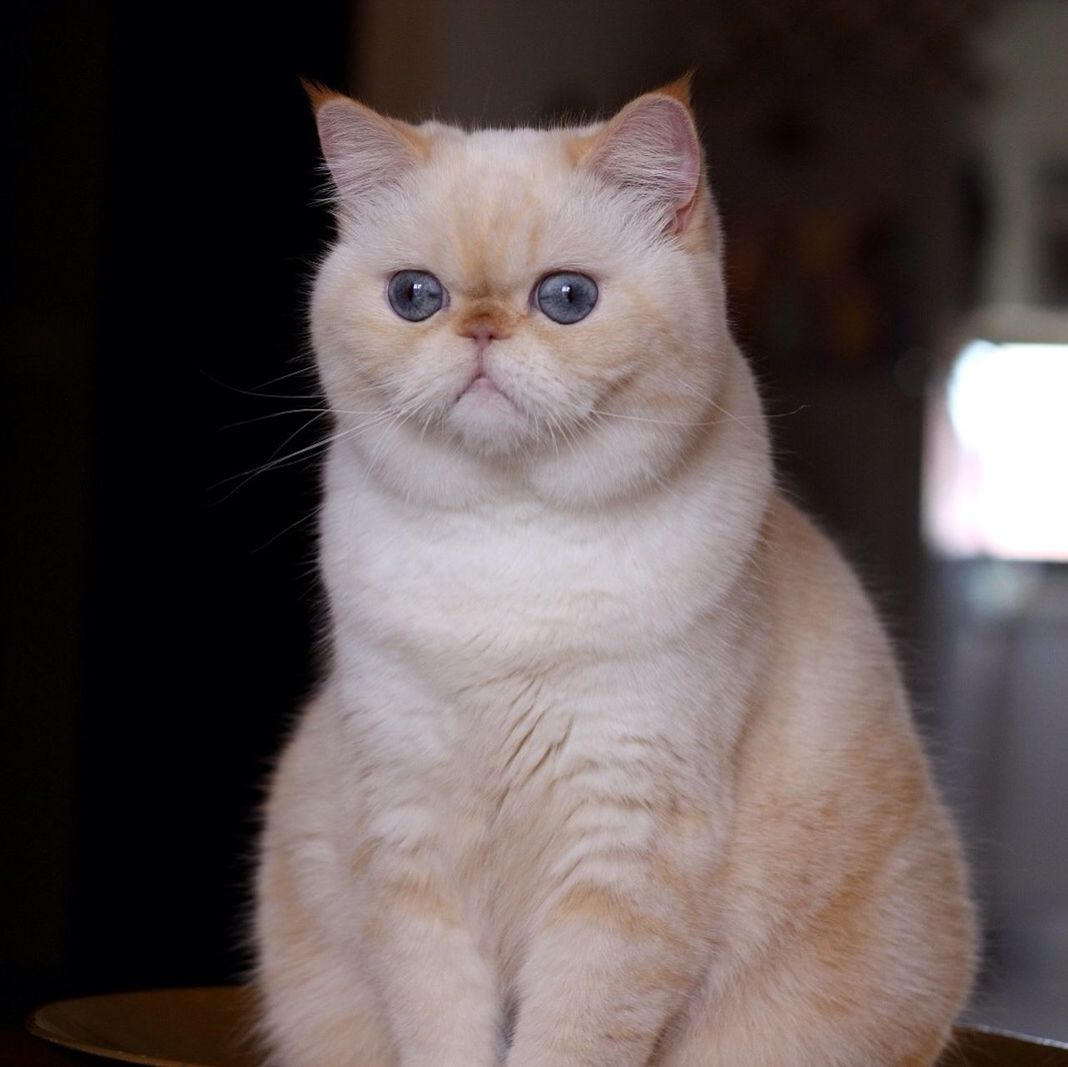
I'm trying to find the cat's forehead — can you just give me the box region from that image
[427,124,578,171]
[367,124,632,291]
[425,128,577,236]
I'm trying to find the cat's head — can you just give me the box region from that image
[309,79,751,507]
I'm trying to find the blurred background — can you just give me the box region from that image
[3,0,1065,1043]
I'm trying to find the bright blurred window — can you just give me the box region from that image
[924,340,1068,560]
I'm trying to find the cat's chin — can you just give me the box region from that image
[446,379,538,457]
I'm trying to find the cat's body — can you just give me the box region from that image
[254,81,975,1066]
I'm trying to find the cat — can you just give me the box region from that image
[253,76,976,1067]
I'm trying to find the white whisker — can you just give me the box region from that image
[221,408,331,431]
[213,409,405,499]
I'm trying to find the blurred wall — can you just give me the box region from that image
[975,1,1068,304]
[928,1,1068,1036]
[353,0,672,123]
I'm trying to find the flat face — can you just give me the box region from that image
[310,109,725,499]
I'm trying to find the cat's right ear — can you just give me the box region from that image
[575,78,705,239]
[302,81,426,214]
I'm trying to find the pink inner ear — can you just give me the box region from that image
[585,96,702,235]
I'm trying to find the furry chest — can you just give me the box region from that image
[329,521,709,685]
[431,684,675,952]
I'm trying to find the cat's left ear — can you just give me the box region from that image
[577,75,703,237]
[302,80,427,218]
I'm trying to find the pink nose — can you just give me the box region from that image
[460,317,507,354]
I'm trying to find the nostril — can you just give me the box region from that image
[470,325,496,346]
[461,319,499,347]
[459,315,511,351]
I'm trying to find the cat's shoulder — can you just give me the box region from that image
[762,492,891,640]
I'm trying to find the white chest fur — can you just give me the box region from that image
[317,437,768,919]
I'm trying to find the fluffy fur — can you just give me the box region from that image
[254,80,976,1066]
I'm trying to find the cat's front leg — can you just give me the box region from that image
[366,844,502,1067]
[507,849,709,1067]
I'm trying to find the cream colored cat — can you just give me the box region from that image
[253,78,976,1066]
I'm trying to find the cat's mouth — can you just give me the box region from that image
[446,366,539,455]
[457,371,516,408]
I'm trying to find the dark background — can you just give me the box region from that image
[3,1,348,1021]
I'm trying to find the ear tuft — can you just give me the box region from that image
[652,70,696,108]
[300,77,346,111]
[580,89,703,236]
[303,86,426,214]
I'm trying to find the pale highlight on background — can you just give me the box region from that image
[925,340,1068,561]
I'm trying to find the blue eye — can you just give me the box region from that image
[535,272,598,324]
[388,270,446,321]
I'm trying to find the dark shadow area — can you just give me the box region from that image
[2,0,349,1024]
